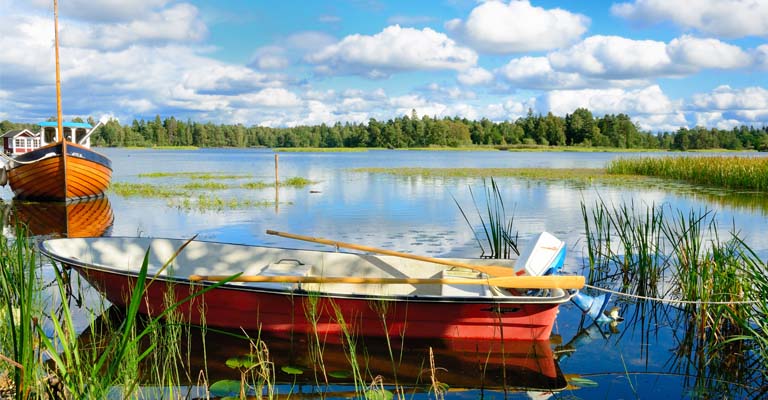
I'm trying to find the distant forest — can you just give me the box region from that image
[3,108,768,151]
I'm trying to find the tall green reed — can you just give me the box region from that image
[607,156,768,191]
[39,239,238,398]
[454,178,519,259]
[581,198,768,395]
[0,224,42,399]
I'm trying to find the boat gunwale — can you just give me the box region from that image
[13,141,113,171]
[38,236,578,305]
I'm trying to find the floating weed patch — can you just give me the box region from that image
[180,181,230,191]
[282,176,313,187]
[139,172,251,180]
[242,177,315,189]
[241,181,272,190]
[607,156,768,191]
[169,195,284,211]
[109,182,189,198]
[275,147,371,152]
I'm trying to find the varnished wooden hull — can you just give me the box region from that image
[8,142,112,201]
[10,197,114,237]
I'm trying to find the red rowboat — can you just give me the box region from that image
[39,236,578,341]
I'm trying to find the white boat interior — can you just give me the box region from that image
[40,236,572,302]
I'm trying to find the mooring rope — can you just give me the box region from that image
[583,283,761,305]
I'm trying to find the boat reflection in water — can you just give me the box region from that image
[8,196,113,238]
[78,308,568,398]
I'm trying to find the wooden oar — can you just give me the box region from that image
[266,229,524,278]
[188,274,585,289]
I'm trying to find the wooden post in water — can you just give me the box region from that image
[274,153,279,185]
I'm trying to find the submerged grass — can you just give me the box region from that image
[607,156,768,191]
[139,172,251,180]
[109,182,189,198]
[275,147,371,152]
[169,195,282,211]
[352,167,642,184]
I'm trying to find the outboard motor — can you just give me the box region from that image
[571,291,615,324]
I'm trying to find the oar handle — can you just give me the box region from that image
[265,230,521,277]
[189,274,585,289]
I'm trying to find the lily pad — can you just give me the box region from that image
[328,370,352,379]
[281,365,304,375]
[569,377,599,387]
[364,389,394,400]
[209,380,241,396]
[225,356,256,369]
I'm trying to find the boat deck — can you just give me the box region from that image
[42,237,569,301]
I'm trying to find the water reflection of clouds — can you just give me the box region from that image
[93,149,768,262]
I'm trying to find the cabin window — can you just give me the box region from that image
[44,128,56,143]
[14,138,25,148]
[33,138,41,147]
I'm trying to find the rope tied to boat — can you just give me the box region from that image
[583,284,760,305]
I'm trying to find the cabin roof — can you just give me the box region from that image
[38,121,93,129]
[1,129,37,139]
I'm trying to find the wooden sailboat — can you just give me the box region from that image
[9,197,114,238]
[3,0,112,202]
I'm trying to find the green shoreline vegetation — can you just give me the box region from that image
[5,108,767,151]
[607,156,768,192]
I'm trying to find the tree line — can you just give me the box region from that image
[2,108,767,151]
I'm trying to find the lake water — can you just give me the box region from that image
[6,148,767,399]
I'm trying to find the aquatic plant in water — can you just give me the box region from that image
[454,178,519,259]
[580,198,768,396]
[607,156,768,191]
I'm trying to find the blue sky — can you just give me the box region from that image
[2,0,768,131]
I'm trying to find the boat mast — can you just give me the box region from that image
[53,0,69,198]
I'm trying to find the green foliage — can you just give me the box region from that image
[607,156,768,191]
[454,178,519,259]
[61,109,768,151]
[0,225,41,399]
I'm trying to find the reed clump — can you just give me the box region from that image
[607,156,768,191]
[455,178,519,259]
[581,199,768,393]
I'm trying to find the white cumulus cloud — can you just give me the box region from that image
[446,0,589,53]
[61,3,206,50]
[307,25,477,78]
[611,0,768,38]
[538,85,686,130]
[548,35,752,80]
[457,67,493,85]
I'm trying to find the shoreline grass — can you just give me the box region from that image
[607,156,768,191]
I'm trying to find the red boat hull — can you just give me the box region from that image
[75,266,563,341]
[8,142,112,201]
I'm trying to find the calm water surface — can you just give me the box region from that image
[7,148,767,399]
